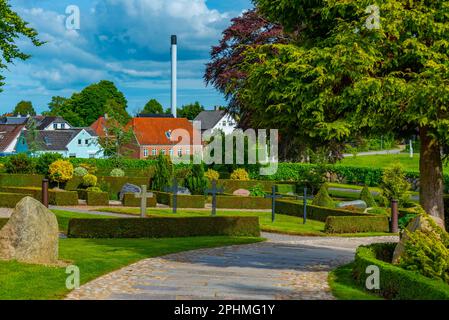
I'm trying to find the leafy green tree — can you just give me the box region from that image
[43,96,68,116]
[13,101,36,116]
[381,163,411,208]
[234,0,449,219]
[152,154,174,191]
[0,1,43,91]
[97,118,136,159]
[142,99,164,114]
[35,153,62,176]
[178,102,205,120]
[104,99,131,125]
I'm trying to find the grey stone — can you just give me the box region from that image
[233,189,251,197]
[120,183,141,201]
[176,187,191,195]
[0,197,59,265]
[336,200,367,210]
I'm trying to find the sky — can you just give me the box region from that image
[0,0,253,115]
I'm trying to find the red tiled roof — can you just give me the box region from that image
[90,117,108,137]
[128,117,199,146]
[0,124,24,152]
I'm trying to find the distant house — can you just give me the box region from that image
[0,116,29,125]
[127,117,202,159]
[0,124,25,156]
[16,128,103,159]
[32,116,73,131]
[194,110,237,136]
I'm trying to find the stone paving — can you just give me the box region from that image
[66,233,398,300]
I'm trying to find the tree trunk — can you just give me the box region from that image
[419,126,445,222]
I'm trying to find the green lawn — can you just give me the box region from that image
[0,236,263,300]
[95,208,394,237]
[52,209,117,233]
[340,153,422,171]
[328,263,383,300]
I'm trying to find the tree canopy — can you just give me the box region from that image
[177,102,205,120]
[142,99,164,114]
[0,0,43,91]
[236,0,449,218]
[13,100,36,116]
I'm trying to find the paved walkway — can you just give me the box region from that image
[342,149,402,158]
[66,233,398,300]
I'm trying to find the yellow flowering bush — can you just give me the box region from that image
[83,174,98,188]
[205,169,220,181]
[49,160,74,186]
[230,168,250,181]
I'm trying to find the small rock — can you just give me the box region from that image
[336,200,367,210]
[120,183,142,201]
[233,189,251,197]
[0,197,59,265]
[176,187,191,195]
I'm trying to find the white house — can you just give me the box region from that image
[194,110,237,136]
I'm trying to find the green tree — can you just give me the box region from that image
[13,101,36,116]
[53,80,129,127]
[142,99,164,114]
[185,164,207,195]
[43,96,68,116]
[178,102,205,120]
[381,163,411,208]
[104,99,131,125]
[97,118,136,159]
[0,1,43,91]
[152,154,174,191]
[234,0,449,220]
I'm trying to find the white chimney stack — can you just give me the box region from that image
[171,35,177,118]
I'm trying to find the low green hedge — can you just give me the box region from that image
[86,192,109,206]
[49,191,79,206]
[0,174,44,188]
[353,243,449,300]
[122,193,157,207]
[275,184,296,194]
[0,186,42,200]
[154,192,205,208]
[0,218,8,229]
[275,199,367,222]
[68,216,260,238]
[0,192,32,208]
[216,196,272,209]
[325,216,390,233]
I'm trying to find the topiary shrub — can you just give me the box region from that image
[5,154,35,174]
[35,153,62,176]
[230,168,250,181]
[49,160,74,188]
[185,164,208,195]
[152,154,174,191]
[312,184,335,208]
[83,174,98,188]
[74,167,88,177]
[360,186,377,207]
[110,168,125,177]
[205,169,220,181]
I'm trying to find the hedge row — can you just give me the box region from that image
[325,216,390,233]
[216,196,272,209]
[67,216,261,238]
[122,193,157,207]
[0,187,78,206]
[353,243,449,300]
[86,192,109,206]
[275,199,367,222]
[0,192,32,208]
[154,191,206,208]
[0,174,44,188]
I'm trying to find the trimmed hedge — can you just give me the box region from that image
[86,192,109,206]
[0,192,32,208]
[275,184,296,194]
[0,174,44,188]
[325,216,389,233]
[122,193,157,207]
[0,186,78,206]
[67,216,260,238]
[216,196,272,209]
[154,191,205,208]
[0,218,7,229]
[275,199,368,222]
[353,243,449,300]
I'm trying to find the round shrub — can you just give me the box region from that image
[312,184,335,208]
[205,169,220,181]
[230,168,250,181]
[5,153,35,174]
[86,186,102,193]
[83,174,98,188]
[49,160,74,186]
[74,166,88,177]
[36,153,63,176]
[110,168,125,177]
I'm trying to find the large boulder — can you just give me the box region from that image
[392,214,446,264]
[336,200,367,210]
[119,183,141,201]
[233,189,251,197]
[0,197,59,265]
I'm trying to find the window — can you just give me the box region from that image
[85,139,90,145]
[222,121,226,126]
[61,123,65,129]
[169,149,173,156]
[69,153,76,158]
[178,148,182,157]
[53,123,58,130]
[152,149,157,156]
[186,149,190,156]
[161,149,166,156]
[144,149,149,157]
[78,139,82,145]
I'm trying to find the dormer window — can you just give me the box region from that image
[53,123,58,130]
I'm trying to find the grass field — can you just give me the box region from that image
[328,263,383,300]
[52,209,117,233]
[339,153,430,171]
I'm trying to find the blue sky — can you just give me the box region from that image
[0,0,253,115]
